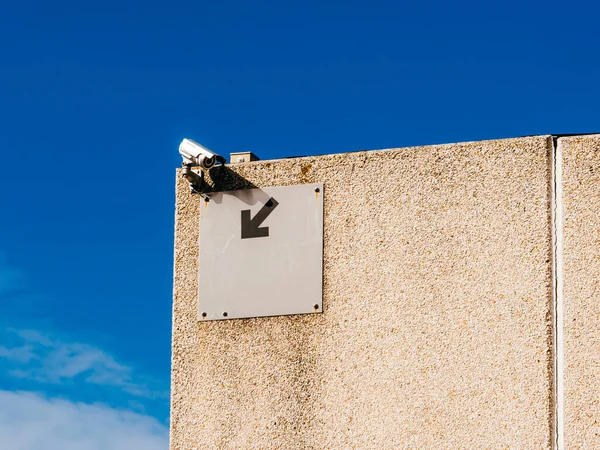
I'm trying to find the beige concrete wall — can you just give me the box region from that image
[560,134,600,449]
[171,136,556,449]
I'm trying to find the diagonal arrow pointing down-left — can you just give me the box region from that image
[241,197,279,239]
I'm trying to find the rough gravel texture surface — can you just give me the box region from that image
[171,136,554,449]
[561,134,600,450]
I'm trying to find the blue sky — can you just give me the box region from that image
[0,0,599,448]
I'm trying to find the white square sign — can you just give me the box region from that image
[198,183,323,321]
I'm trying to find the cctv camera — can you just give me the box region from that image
[179,139,225,169]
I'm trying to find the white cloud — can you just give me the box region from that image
[0,329,165,399]
[0,344,36,363]
[0,390,168,450]
[0,256,169,447]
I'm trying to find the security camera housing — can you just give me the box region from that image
[179,139,225,169]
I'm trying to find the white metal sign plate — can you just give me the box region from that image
[198,183,323,321]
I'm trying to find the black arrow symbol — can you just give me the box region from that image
[241,197,279,239]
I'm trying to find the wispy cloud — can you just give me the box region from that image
[0,390,168,450]
[0,343,36,363]
[0,328,165,399]
[0,251,169,448]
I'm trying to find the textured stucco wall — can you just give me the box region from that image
[561,134,600,449]
[171,136,555,449]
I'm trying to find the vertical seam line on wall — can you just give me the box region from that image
[552,137,565,450]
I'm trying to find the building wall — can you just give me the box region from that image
[561,134,600,449]
[171,136,556,449]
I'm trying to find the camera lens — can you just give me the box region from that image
[202,156,216,169]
